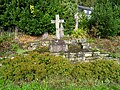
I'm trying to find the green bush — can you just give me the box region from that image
[71,28,88,38]
[89,0,120,37]
[0,52,119,85]
[91,60,120,83]
[0,32,13,43]
[72,60,120,84]
[0,80,120,90]
[0,33,14,57]
[0,0,76,35]
[0,52,73,82]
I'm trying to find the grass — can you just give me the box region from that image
[0,80,120,90]
[16,49,28,54]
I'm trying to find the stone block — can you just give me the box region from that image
[84,52,92,57]
[82,43,90,49]
[93,52,100,56]
[49,39,68,52]
[99,53,109,57]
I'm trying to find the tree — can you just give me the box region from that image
[78,0,96,7]
[0,0,77,35]
[89,0,120,37]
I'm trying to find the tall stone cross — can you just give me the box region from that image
[51,15,64,39]
[74,13,79,31]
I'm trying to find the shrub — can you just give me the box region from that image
[0,52,73,83]
[89,0,120,37]
[0,33,14,57]
[0,0,76,35]
[0,52,119,85]
[72,60,120,84]
[71,28,88,38]
[91,60,120,83]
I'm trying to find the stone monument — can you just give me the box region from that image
[74,13,79,31]
[51,15,64,39]
[49,39,68,53]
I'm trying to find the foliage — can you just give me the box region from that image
[71,28,88,38]
[109,53,120,58]
[0,0,77,35]
[0,32,23,57]
[33,46,49,53]
[72,60,120,83]
[16,49,28,55]
[0,52,73,82]
[90,37,120,53]
[78,0,96,7]
[0,80,120,90]
[78,12,89,29]
[89,0,120,37]
[0,32,13,43]
[0,33,14,57]
[0,51,120,85]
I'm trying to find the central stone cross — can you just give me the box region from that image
[51,15,64,39]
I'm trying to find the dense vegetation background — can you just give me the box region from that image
[0,1,120,89]
[0,0,120,36]
[0,0,76,35]
[0,52,120,89]
[89,0,120,37]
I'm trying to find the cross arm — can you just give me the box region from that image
[51,20,56,23]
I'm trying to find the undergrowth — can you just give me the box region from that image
[0,52,119,88]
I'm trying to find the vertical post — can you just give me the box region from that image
[74,0,79,31]
[60,23,64,38]
[9,28,11,37]
[56,15,60,39]
[51,14,64,39]
[74,13,79,31]
[15,27,18,40]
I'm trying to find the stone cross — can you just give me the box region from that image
[74,13,79,31]
[51,15,64,39]
[60,23,64,38]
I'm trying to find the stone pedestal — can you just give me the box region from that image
[49,39,68,52]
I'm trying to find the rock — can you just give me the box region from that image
[99,53,109,57]
[84,52,93,57]
[42,32,48,40]
[93,52,100,56]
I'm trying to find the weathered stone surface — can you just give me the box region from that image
[51,15,64,39]
[49,39,68,52]
[99,53,109,57]
[82,43,90,49]
[42,32,48,40]
[93,52,100,56]
[84,52,93,57]
[28,43,37,50]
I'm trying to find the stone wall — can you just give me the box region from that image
[20,39,120,62]
[52,51,116,63]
